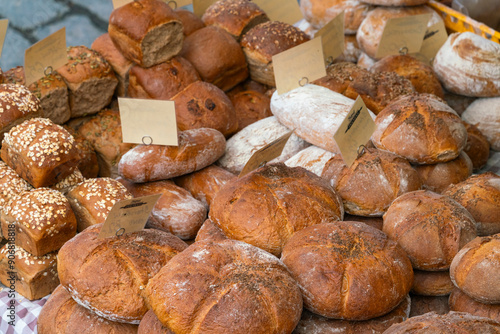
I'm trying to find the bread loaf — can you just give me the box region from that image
[344,213,384,230]
[57,224,188,324]
[449,287,500,323]
[443,90,476,116]
[462,97,500,151]
[63,125,99,178]
[108,0,184,68]
[334,35,362,63]
[229,89,272,132]
[175,8,205,36]
[281,221,413,320]
[383,190,477,271]
[118,128,226,183]
[412,269,454,296]
[28,71,71,124]
[138,310,173,334]
[3,66,24,85]
[285,145,337,176]
[463,121,490,171]
[50,168,85,195]
[0,160,31,212]
[194,219,227,243]
[409,295,450,317]
[144,238,303,334]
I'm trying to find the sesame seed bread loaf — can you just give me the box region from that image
[108,0,184,68]
[50,169,85,195]
[1,118,80,188]
[57,224,188,324]
[0,83,42,144]
[65,177,133,232]
[57,46,118,118]
[0,188,77,257]
[0,160,32,212]
[0,245,59,300]
[38,285,139,334]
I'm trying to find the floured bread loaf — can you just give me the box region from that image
[433,32,500,97]
[462,97,500,151]
[285,145,336,176]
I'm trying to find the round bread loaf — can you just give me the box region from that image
[371,93,468,164]
[413,151,473,194]
[444,90,476,116]
[281,221,413,320]
[285,145,337,177]
[171,81,238,137]
[57,224,188,324]
[450,234,500,304]
[240,21,310,86]
[382,190,477,271]
[144,238,303,334]
[462,121,490,171]
[293,295,410,334]
[412,270,453,296]
[138,310,173,334]
[462,97,500,151]
[449,287,500,323]
[433,32,500,97]
[195,219,228,243]
[175,8,205,36]
[228,89,272,132]
[356,5,443,59]
[370,54,444,99]
[383,311,500,333]
[321,147,422,216]
[409,295,450,318]
[209,163,344,256]
[38,285,139,334]
[443,173,500,236]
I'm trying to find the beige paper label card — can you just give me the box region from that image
[119,97,178,146]
[252,0,303,25]
[112,0,132,9]
[375,14,431,59]
[315,11,345,64]
[193,0,218,17]
[24,27,67,86]
[418,20,448,63]
[98,194,162,239]
[0,19,8,59]
[239,130,294,177]
[334,96,375,167]
[273,37,327,95]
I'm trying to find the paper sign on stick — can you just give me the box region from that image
[239,130,294,177]
[252,0,303,25]
[273,37,327,95]
[193,0,218,17]
[375,14,431,59]
[417,20,448,63]
[98,194,162,239]
[24,27,67,86]
[119,97,178,146]
[0,20,8,59]
[315,12,345,64]
[333,96,375,167]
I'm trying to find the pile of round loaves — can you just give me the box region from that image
[0,0,499,332]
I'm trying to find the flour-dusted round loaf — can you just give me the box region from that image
[38,285,139,334]
[210,163,344,256]
[334,35,362,63]
[412,270,453,296]
[285,145,337,176]
[433,32,500,97]
[449,287,500,323]
[444,173,500,236]
[281,221,413,320]
[293,295,410,334]
[462,97,500,151]
[383,190,477,271]
[118,128,226,183]
[216,116,310,174]
[144,238,303,334]
[371,93,468,164]
[409,295,450,317]
[383,311,500,333]
[356,51,377,69]
[271,84,375,153]
[57,224,188,324]
[450,234,500,304]
[463,121,490,171]
[321,147,422,216]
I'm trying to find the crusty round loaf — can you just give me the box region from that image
[171,80,238,137]
[356,5,443,60]
[38,285,139,334]
[371,93,468,164]
[57,224,188,324]
[293,295,410,334]
[383,311,500,333]
[370,54,444,99]
[443,173,500,236]
[127,56,200,100]
[202,0,269,40]
[181,25,248,92]
[240,21,310,86]
[285,145,337,177]
[321,147,422,216]
[414,151,473,194]
[194,219,228,243]
[450,234,500,304]
[118,128,226,183]
[175,9,205,36]
[462,97,500,151]
[449,287,500,323]
[281,221,413,320]
[412,269,453,296]
[209,163,344,256]
[228,89,272,132]
[409,295,450,318]
[144,238,303,334]
[138,310,173,334]
[462,121,490,171]
[383,190,477,271]
[433,32,500,97]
